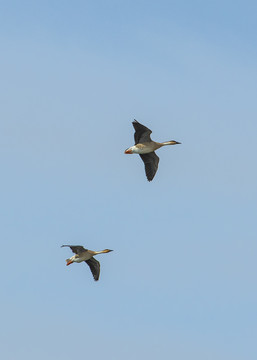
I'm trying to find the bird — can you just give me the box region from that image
[124,119,181,181]
[61,245,113,281]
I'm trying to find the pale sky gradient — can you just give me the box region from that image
[1,1,257,359]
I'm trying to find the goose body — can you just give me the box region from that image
[61,245,113,281]
[125,120,181,181]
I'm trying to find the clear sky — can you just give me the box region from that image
[1,1,257,359]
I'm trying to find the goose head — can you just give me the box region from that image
[66,255,76,266]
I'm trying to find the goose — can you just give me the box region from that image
[125,119,181,181]
[61,245,113,281]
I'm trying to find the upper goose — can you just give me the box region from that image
[61,245,113,281]
[125,119,181,181]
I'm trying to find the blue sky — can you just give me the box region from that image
[1,1,257,359]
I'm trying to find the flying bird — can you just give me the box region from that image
[125,119,181,181]
[61,245,113,281]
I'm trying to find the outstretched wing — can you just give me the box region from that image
[140,152,160,181]
[85,257,100,281]
[61,245,88,255]
[133,119,152,144]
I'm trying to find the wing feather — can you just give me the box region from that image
[133,120,152,144]
[61,245,88,254]
[140,152,160,181]
[85,257,100,281]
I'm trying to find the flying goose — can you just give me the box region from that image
[61,245,113,281]
[125,119,181,181]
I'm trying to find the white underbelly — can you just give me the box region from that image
[75,253,92,262]
[132,145,153,154]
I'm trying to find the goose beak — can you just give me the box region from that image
[124,148,133,154]
[66,260,73,266]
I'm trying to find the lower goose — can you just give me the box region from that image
[61,245,113,281]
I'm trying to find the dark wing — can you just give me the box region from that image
[133,119,152,144]
[140,152,160,181]
[85,257,100,281]
[61,245,88,255]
